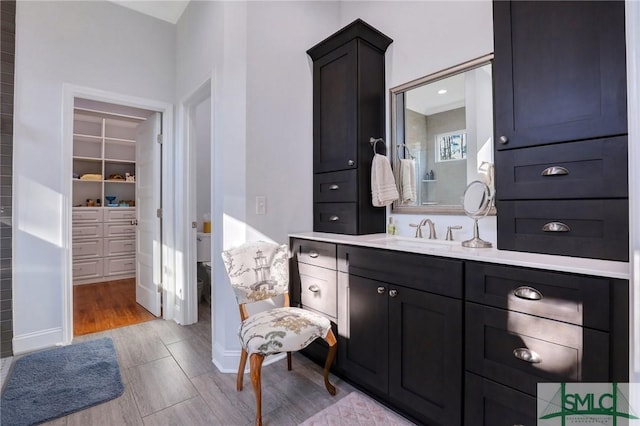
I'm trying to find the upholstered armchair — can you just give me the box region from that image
[221,241,337,426]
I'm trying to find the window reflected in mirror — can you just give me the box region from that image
[391,55,494,214]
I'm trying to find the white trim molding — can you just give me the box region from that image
[13,327,64,355]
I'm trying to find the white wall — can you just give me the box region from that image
[13,1,175,352]
[194,97,211,230]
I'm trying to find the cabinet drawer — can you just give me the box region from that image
[72,223,103,239]
[338,245,463,298]
[105,256,136,275]
[292,239,336,270]
[73,258,103,280]
[299,263,337,319]
[464,372,537,426]
[465,303,609,396]
[104,237,135,256]
[313,203,357,234]
[72,208,103,223]
[496,136,628,200]
[466,262,610,330]
[497,199,628,261]
[105,208,136,222]
[72,239,103,258]
[314,170,357,203]
[105,222,136,237]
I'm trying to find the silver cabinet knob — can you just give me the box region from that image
[329,215,339,222]
[377,286,385,294]
[308,285,320,293]
[308,250,319,258]
[389,289,398,297]
[541,166,569,176]
[499,135,509,144]
[329,184,340,190]
[542,222,570,232]
[348,159,355,166]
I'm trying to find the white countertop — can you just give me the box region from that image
[289,232,631,280]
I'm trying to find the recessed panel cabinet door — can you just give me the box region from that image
[312,41,358,173]
[388,286,463,425]
[493,1,627,150]
[338,274,389,395]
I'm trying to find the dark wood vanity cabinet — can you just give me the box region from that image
[464,261,629,425]
[337,245,464,425]
[307,20,392,235]
[493,0,629,261]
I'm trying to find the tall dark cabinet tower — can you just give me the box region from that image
[493,1,628,261]
[307,20,392,235]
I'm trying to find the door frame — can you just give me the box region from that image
[61,84,174,344]
[177,77,213,325]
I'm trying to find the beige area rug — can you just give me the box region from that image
[300,391,416,425]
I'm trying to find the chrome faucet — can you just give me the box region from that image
[411,218,437,239]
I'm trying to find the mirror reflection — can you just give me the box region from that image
[391,55,494,214]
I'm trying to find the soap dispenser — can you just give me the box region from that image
[387,217,397,235]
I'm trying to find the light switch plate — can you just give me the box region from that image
[255,195,266,215]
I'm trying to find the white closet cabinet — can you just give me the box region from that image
[72,108,142,285]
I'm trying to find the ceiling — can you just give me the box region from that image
[109,1,190,24]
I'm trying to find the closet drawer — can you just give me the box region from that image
[466,303,609,396]
[105,222,136,237]
[465,262,610,330]
[72,223,103,239]
[314,170,357,203]
[464,373,537,426]
[299,263,337,319]
[292,239,336,270]
[72,208,103,223]
[496,136,628,200]
[497,199,628,261]
[105,208,136,222]
[72,239,103,258]
[313,203,357,235]
[105,256,136,276]
[104,237,135,256]
[73,258,104,280]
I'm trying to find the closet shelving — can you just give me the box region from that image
[72,108,144,207]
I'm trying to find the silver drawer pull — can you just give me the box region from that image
[389,289,398,298]
[377,286,385,294]
[513,348,541,364]
[308,285,320,293]
[542,222,570,232]
[514,286,543,301]
[541,166,569,176]
[498,135,509,144]
[329,184,340,190]
[329,215,339,222]
[308,250,319,258]
[348,160,355,166]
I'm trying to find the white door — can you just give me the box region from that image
[135,112,162,316]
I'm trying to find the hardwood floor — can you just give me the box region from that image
[73,279,156,336]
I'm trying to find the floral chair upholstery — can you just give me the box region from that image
[221,241,337,426]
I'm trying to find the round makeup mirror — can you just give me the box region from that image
[461,181,492,248]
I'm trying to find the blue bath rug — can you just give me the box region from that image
[1,337,124,426]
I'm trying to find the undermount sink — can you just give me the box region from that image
[367,235,461,250]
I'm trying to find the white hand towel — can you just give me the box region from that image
[371,154,399,207]
[399,159,416,203]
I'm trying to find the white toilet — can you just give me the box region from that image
[196,233,212,304]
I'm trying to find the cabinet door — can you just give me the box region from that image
[493,1,627,150]
[338,274,389,395]
[388,285,462,425]
[312,41,358,173]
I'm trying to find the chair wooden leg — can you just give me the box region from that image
[323,329,337,396]
[287,351,292,371]
[237,348,248,391]
[250,353,265,426]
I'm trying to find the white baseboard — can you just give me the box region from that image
[211,341,285,373]
[12,327,65,355]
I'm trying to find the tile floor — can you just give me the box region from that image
[1,303,356,426]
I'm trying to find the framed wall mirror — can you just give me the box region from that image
[391,54,495,214]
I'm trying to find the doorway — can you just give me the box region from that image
[62,85,174,344]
